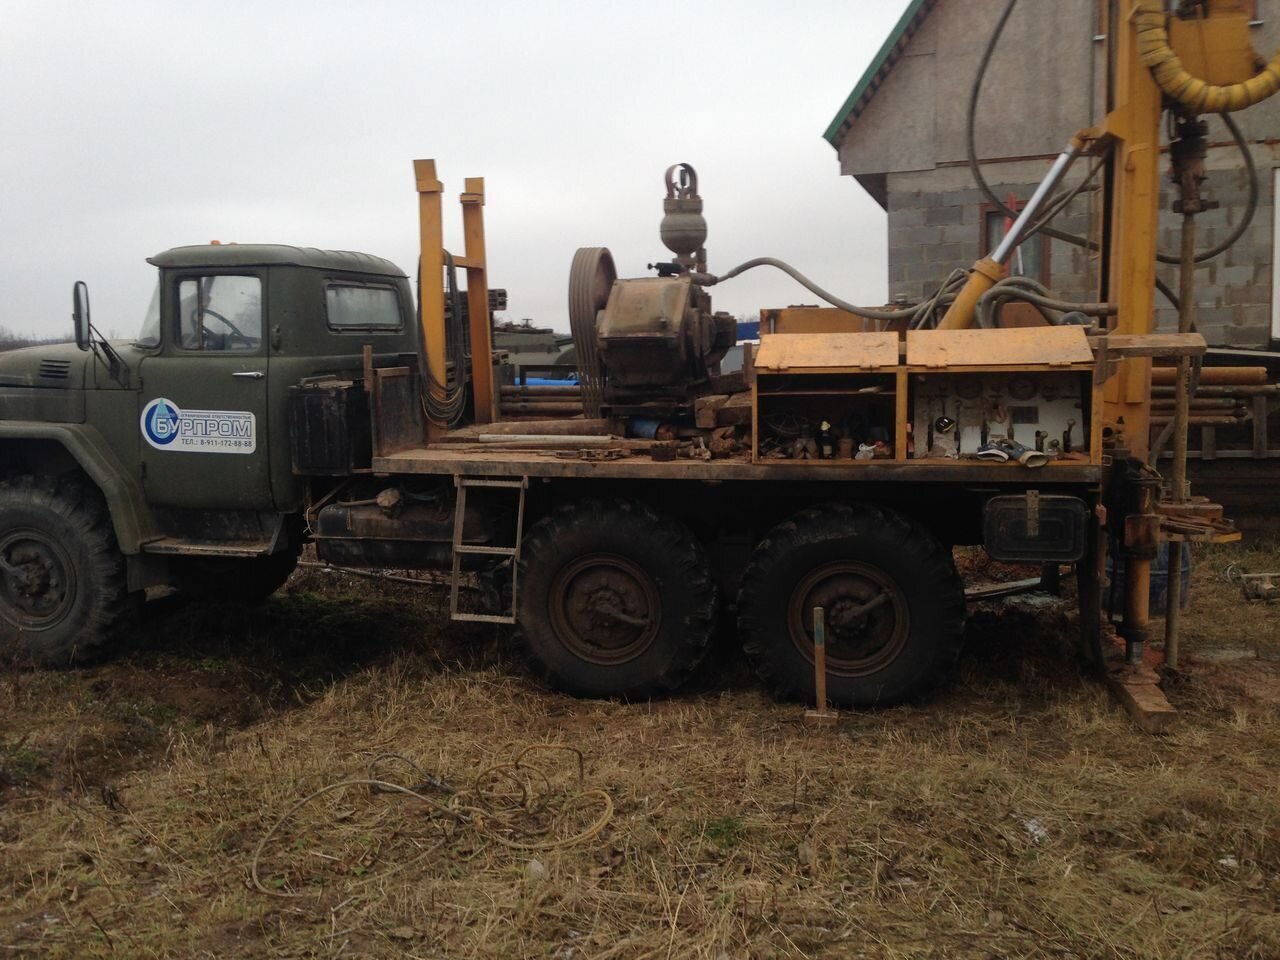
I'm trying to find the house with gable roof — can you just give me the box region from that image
[824,0,1280,351]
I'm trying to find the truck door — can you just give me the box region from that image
[138,271,274,510]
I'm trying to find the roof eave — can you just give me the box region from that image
[823,0,937,149]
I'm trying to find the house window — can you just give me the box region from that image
[980,202,1050,285]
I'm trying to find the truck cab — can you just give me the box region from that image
[0,244,416,663]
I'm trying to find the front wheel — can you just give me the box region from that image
[514,499,717,699]
[0,475,134,666]
[738,503,965,708]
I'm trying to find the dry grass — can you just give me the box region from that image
[2,548,1280,959]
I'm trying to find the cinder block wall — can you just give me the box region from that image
[885,145,1276,348]
[1152,139,1279,348]
[886,160,1098,309]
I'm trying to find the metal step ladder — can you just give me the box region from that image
[448,475,528,624]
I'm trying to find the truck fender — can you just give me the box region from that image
[0,422,159,554]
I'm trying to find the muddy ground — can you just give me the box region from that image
[2,542,1279,959]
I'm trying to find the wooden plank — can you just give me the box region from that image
[1094,333,1207,359]
[1106,664,1177,734]
[373,446,1103,484]
[754,331,899,371]
[895,369,909,462]
[906,326,1094,368]
[709,371,747,394]
[761,306,877,335]
[695,394,730,429]
[717,391,754,427]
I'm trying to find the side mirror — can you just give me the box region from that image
[72,281,91,351]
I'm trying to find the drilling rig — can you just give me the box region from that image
[2,1,1275,728]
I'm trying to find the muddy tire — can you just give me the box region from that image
[173,546,301,603]
[737,503,964,708]
[0,474,134,666]
[514,499,716,699]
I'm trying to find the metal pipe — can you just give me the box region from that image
[465,419,611,436]
[1150,415,1250,426]
[476,435,614,446]
[937,140,1084,331]
[1165,213,1198,672]
[498,403,584,415]
[1122,472,1161,666]
[992,143,1083,264]
[499,386,582,396]
[1149,398,1242,410]
[1152,366,1270,386]
[1151,384,1279,396]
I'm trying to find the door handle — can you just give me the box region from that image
[232,371,265,379]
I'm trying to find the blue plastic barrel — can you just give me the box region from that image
[1104,542,1192,616]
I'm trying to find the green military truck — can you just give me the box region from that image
[0,245,422,665]
[0,226,1099,713]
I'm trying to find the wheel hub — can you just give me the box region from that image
[550,555,661,665]
[1,532,75,628]
[788,562,909,677]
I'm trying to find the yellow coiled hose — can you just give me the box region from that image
[1135,0,1280,112]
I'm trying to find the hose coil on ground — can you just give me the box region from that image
[1135,1,1280,114]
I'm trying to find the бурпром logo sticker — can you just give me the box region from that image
[140,398,256,454]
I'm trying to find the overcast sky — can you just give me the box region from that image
[0,0,906,339]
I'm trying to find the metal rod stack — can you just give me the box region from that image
[498,384,584,418]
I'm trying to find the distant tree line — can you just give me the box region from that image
[0,326,70,352]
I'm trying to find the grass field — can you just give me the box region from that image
[2,543,1279,959]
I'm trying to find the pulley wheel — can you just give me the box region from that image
[568,247,616,418]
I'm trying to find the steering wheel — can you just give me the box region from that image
[194,307,253,348]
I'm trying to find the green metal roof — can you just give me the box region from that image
[823,0,938,148]
[147,244,406,277]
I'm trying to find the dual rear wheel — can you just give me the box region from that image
[514,499,964,707]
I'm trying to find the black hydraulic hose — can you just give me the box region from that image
[977,276,1063,328]
[695,257,922,322]
[414,252,470,427]
[968,0,1095,254]
[969,0,1259,266]
[978,279,1117,329]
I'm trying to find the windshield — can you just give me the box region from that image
[134,280,161,347]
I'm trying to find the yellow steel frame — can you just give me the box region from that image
[1095,0,1165,460]
[936,2,1268,460]
[413,159,497,434]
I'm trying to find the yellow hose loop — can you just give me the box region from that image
[1134,0,1280,113]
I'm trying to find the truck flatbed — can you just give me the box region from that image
[374,446,1103,484]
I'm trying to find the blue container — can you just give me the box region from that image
[1104,542,1192,616]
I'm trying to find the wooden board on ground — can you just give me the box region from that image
[1106,662,1178,734]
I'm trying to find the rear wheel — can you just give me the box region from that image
[514,499,716,699]
[0,474,134,666]
[738,503,964,707]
